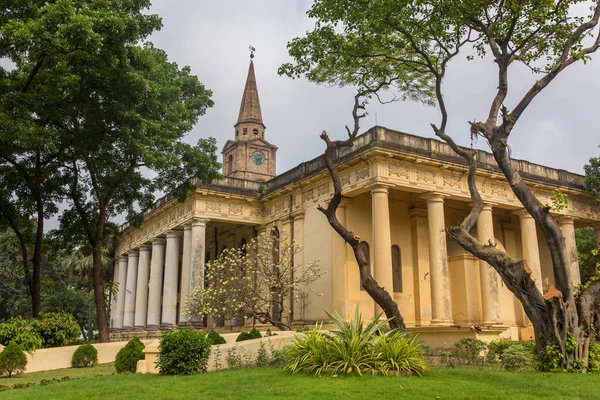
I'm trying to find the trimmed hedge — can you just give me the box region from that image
[0,343,27,377]
[115,338,145,374]
[207,330,226,345]
[236,328,262,342]
[157,328,211,375]
[71,344,98,368]
[32,312,81,348]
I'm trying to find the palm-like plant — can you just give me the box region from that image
[284,306,429,376]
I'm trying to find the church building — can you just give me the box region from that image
[110,56,600,347]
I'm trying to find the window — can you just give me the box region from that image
[360,242,370,291]
[271,227,281,320]
[253,128,259,135]
[236,130,239,137]
[392,245,402,293]
[243,128,248,135]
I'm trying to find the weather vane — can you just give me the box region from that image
[249,45,256,59]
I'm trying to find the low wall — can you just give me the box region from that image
[23,340,153,373]
[137,331,295,374]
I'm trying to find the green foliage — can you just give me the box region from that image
[284,307,428,376]
[499,344,535,372]
[207,330,226,345]
[71,344,98,368]
[453,338,487,366]
[536,344,564,372]
[115,338,145,374]
[236,328,262,342]
[0,317,42,352]
[545,190,568,212]
[576,227,599,285]
[584,156,600,204]
[157,328,211,375]
[0,343,27,377]
[487,340,535,363]
[588,342,600,373]
[32,312,80,348]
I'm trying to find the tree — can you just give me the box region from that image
[186,229,322,330]
[1,1,221,342]
[281,0,600,369]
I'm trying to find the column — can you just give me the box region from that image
[123,250,139,329]
[332,201,349,320]
[410,206,432,326]
[134,244,152,329]
[371,184,393,315]
[188,219,208,324]
[293,212,306,321]
[178,223,193,325]
[113,256,128,330]
[161,230,181,328]
[422,193,452,325]
[477,204,501,325]
[147,237,166,330]
[514,210,543,292]
[558,216,581,286]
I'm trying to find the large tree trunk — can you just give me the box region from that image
[31,150,44,317]
[93,210,110,343]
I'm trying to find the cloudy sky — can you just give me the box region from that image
[144,0,600,177]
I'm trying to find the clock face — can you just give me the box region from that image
[251,151,265,165]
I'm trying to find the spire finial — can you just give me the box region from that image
[249,45,256,60]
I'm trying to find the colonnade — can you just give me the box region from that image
[369,186,583,326]
[111,218,208,331]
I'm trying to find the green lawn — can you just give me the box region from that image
[1,366,599,399]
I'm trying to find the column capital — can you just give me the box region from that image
[591,222,600,230]
[557,215,577,225]
[291,210,305,220]
[370,183,391,195]
[513,208,533,219]
[191,218,209,228]
[421,192,447,203]
[139,243,152,252]
[152,237,166,245]
[469,201,496,211]
[119,255,129,263]
[127,249,139,256]
[166,230,182,238]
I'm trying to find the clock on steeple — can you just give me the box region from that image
[222,48,277,182]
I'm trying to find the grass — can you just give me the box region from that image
[0,363,115,386]
[1,366,600,399]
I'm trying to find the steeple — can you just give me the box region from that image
[236,60,264,128]
[234,48,265,140]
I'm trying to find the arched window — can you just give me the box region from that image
[360,242,370,291]
[243,128,248,135]
[253,128,259,135]
[240,238,247,256]
[271,227,281,320]
[236,130,239,137]
[272,227,280,265]
[392,245,402,293]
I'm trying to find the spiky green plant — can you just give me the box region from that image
[373,331,430,376]
[284,324,337,375]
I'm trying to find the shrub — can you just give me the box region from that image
[284,307,429,376]
[374,331,430,376]
[236,328,262,342]
[71,344,98,368]
[535,344,564,372]
[32,312,80,348]
[0,342,28,377]
[207,330,226,345]
[453,338,487,366]
[499,343,535,371]
[115,338,145,373]
[0,317,43,352]
[157,328,211,375]
[588,342,600,373]
[487,340,535,363]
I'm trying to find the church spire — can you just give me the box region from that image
[235,48,265,133]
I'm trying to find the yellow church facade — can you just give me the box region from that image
[110,60,600,347]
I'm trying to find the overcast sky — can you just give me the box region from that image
[145,0,600,177]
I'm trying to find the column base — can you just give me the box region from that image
[160,323,176,330]
[133,325,146,331]
[110,327,123,332]
[122,326,133,331]
[146,324,160,331]
[430,319,454,326]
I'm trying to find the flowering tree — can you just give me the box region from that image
[186,229,322,330]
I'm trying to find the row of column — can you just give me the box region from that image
[112,219,208,331]
[369,185,582,326]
